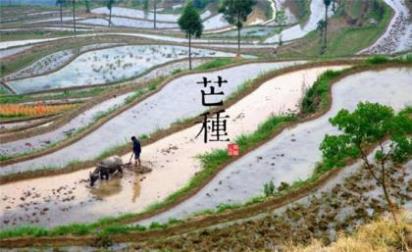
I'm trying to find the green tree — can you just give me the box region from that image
[316,20,326,54]
[84,0,90,13]
[178,1,203,70]
[193,0,215,9]
[275,9,287,46]
[56,0,66,24]
[263,180,275,197]
[107,0,115,27]
[219,0,256,56]
[320,102,412,223]
[143,0,149,19]
[321,0,332,54]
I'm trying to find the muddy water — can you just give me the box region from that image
[138,67,412,226]
[0,59,209,157]
[0,64,341,228]
[1,62,303,177]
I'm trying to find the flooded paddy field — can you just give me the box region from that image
[138,67,412,225]
[4,43,123,81]
[0,45,33,59]
[1,0,412,250]
[0,62,302,177]
[0,117,53,132]
[79,17,178,29]
[0,58,209,157]
[0,65,342,228]
[6,45,238,94]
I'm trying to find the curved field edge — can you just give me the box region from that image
[0,59,356,183]
[0,115,61,135]
[0,34,245,81]
[0,57,241,163]
[0,40,127,80]
[277,0,394,58]
[0,56,239,144]
[0,57,256,165]
[0,58,410,245]
[3,44,124,83]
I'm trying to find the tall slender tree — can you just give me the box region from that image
[219,0,256,56]
[56,0,66,24]
[153,0,157,29]
[316,20,326,54]
[107,0,115,27]
[84,0,90,13]
[143,0,149,19]
[72,0,76,34]
[275,9,287,46]
[178,1,203,70]
[321,0,332,54]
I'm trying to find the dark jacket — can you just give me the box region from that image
[132,139,141,154]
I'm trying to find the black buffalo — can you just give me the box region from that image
[89,156,123,187]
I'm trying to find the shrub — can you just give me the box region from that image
[278,182,290,192]
[263,180,276,197]
[366,55,389,64]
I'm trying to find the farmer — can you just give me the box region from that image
[131,136,141,168]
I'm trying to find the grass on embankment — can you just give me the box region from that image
[1,57,411,240]
[195,58,237,71]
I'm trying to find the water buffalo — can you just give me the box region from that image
[89,156,123,187]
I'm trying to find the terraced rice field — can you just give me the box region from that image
[6,45,238,94]
[1,1,412,250]
[139,67,412,225]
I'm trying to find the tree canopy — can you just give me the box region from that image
[320,102,412,223]
[321,102,412,169]
[178,1,203,38]
[107,0,115,10]
[219,0,256,29]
